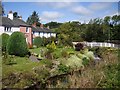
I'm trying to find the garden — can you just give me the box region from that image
[1,32,120,89]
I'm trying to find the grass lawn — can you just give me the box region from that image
[29,47,47,55]
[2,56,44,77]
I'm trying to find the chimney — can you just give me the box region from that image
[18,16,22,20]
[32,22,36,27]
[40,24,44,29]
[8,11,13,20]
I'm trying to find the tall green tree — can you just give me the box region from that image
[26,11,40,25]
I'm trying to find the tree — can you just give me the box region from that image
[0,33,9,52]
[26,11,40,25]
[56,21,83,46]
[0,1,5,16]
[7,32,28,57]
[44,21,62,29]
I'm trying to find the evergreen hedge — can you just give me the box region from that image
[7,32,28,56]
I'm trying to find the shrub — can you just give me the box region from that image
[7,32,28,57]
[58,64,70,73]
[75,43,84,51]
[49,36,56,42]
[84,51,94,60]
[1,33,9,52]
[52,52,61,59]
[64,55,83,69]
[61,50,69,58]
[82,57,90,66]
[33,37,43,47]
[34,66,50,80]
[46,41,56,52]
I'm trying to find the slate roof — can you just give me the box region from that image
[0,16,54,33]
[32,26,54,33]
[0,16,31,27]
[12,18,31,27]
[0,16,14,27]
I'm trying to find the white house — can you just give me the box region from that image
[32,23,56,38]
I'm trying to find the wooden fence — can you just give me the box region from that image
[72,42,120,48]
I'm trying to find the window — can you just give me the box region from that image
[4,27,11,32]
[26,27,29,33]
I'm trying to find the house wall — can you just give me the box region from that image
[12,27,20,32]
[33,32,56,38]
[0,26,5,35]
[34,32,39,37]
[0,26,20,35]
[43,33,48,38]
[40,32,44,37]
[20,27,32,48]
[51,33,56,37]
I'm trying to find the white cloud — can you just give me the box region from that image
[37,2,77,9]
[50,2,74,9]
[89,2,112,10]
[71,6,93,15]
[40,11,64,22]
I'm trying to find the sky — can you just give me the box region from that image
[2,1,119,24]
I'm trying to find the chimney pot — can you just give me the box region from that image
[8,11,13,20]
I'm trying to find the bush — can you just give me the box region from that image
[61,50,69,58]
[57,33,73,47]
[1,33,9,52]
[75,43,84,51]
[42,37,50,46]
[46,41,56,52]
[82,57,90,66]
[33,37,43,47]
[7,32,28,57]
[58,64,70,73]
[64,55,83,69]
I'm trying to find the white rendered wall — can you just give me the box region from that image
[12,27,20,32]
[43,33,48,38]
[40,32,44,37]
[0,26,4,35]
[51,33,56,37]
[34,32,39,37]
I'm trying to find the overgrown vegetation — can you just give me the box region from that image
[2,45,119,89]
